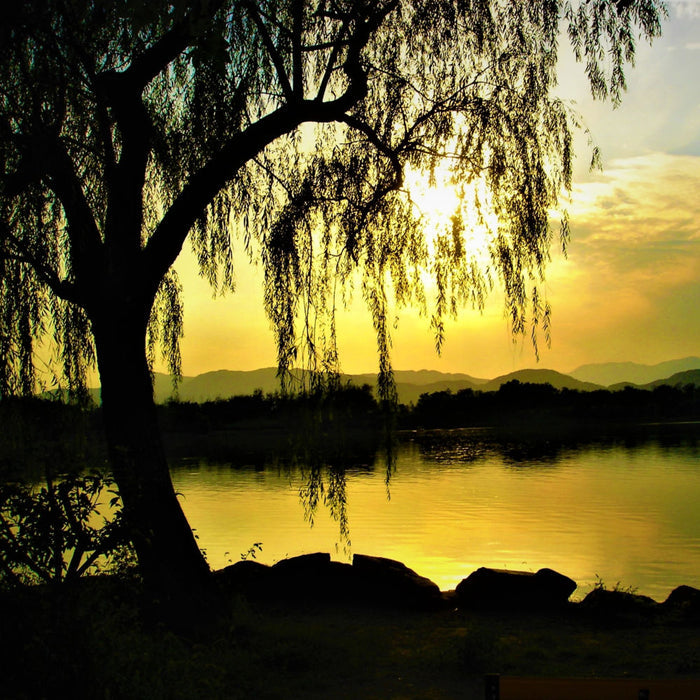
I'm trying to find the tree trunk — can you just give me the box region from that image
[91,308,212,610]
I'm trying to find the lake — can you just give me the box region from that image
[171,423,700,601]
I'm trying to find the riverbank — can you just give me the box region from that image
[1,572,698,700]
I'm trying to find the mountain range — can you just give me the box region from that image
[145,356,700,405]
[569,357,700,387]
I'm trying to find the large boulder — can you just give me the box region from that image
[216,553,359,604]
[272,551,332,575]
[351,554,445,610]
[455,567,577,610]
[214,559,274,597]
[662,585,700,623]
[271,553,356,601]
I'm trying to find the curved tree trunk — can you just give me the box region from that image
[91,308,211,606]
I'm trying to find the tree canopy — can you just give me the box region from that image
[0,0,666,399]
[0,1,667,599]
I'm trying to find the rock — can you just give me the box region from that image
[455,567,577,610]
[352,554,445,610]
[579,587,660,618]
[536,567,578,601]
[214,559,273,597]
[662,585,700,622]
[271,553,355,601]
[215,552,444,608]
[272,552,331,574]
[216,553,356,603]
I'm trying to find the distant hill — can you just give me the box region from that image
[481,368,602,392]
[393,379,484,404]
[634,369,700,390]
[351,369,489,387]
[84,358,697,405]
[154,368,284,403]
[149,367,488,405]
[570,357,700,387]
[362,370,488,405]
[608,368,700,391]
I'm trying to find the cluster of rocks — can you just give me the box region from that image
[578,583,700,622]
[214,551,700,622]
[215,552,445,610]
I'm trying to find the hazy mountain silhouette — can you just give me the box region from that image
[82,357,697,405]
[609,369,700,391]
[351,369,489,386]
[150,368,488,405]
[570,357,700,387]
[646,368,700,388]
[154,368,284,403]
[481,368,602,392]
[355,370,488,404]
[151,367,597,404]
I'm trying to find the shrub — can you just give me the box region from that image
[0,471,135,587]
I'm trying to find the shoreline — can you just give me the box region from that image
[213,552,700,626]
[2,570,698,699]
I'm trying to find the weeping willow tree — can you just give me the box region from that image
[0,1,665,597]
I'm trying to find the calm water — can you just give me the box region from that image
[172,426,700,601]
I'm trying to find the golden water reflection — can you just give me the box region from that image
[172,429,700,601]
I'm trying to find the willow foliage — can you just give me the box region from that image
[0,1,666,399]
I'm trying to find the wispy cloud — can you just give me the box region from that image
[543,152,700,362]
[568,154,699,273]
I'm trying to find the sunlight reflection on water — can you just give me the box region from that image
[172,427,700,601]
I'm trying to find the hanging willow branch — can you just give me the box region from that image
[0,1,666,400]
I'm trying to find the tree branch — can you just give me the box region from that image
[342,1,399,93]
[244,0,294,101]
[2,129,107,306]
[1,249,80,303]
[92,2,228,243]
[117,0,227,93]
[143,1,400,290]
[43,140,104,291]
[0,218,81,303]
[292,0,304,98]
[315,14,352,102]
[143,85,371,288]
[339,115,406,256]
[340,114,403,183]
[143,105,304,285]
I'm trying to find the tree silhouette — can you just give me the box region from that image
[0,1,665,600]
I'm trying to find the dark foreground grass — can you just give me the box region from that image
[1,577,698,700]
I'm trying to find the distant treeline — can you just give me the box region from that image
[151,379,700,431]
[155,384,381,432]
[0,397,105,479]
[2,380,699,453]
[402,380,700,428]
[0,385,383,476]
[159,379,698,430]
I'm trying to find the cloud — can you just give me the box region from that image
[668,1,700,20]
[319,152,700,376]
[541,152,700,363]
[570,153,700,241]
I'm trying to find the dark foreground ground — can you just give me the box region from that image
[1,576,698,700]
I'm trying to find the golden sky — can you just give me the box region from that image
[171,1,700,380]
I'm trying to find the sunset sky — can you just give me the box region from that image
[171,1,700,381]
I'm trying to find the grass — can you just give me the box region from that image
[0,576,698,700]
